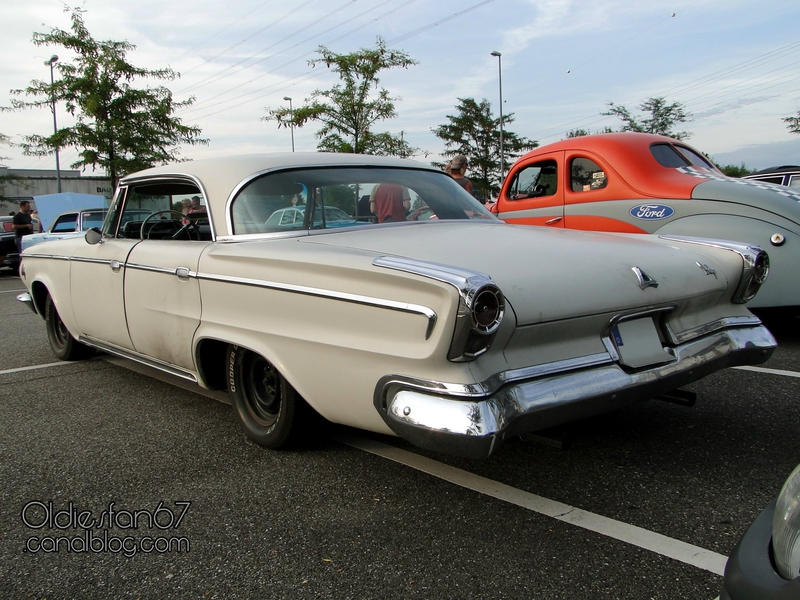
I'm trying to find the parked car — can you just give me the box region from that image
[18,153,776,458]
[491,132,800,309]
[1,214,40,273]
[720,463,800,599]
[21,208,153,251]
[21,209,107,251]
[265,205,357,228]
[743,165,800,189]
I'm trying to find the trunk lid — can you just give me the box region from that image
[301,221,732,326]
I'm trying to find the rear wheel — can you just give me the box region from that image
[226,345,304,448]
[45,295,93,361]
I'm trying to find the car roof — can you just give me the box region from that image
[120,153,439,235]
[751,165,800,175]
[514,132,722,198]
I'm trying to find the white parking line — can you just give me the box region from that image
[0,361,74,376]
[336,433,728,577]
[0,288,26,294]
[733,365,800,378]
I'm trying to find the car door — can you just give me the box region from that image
[70,193,139,351]
[496,151,565,227]
[124,240,206,372]
[561,151,650,233]
[120,179,211,372]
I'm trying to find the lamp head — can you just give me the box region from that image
[490,51,501,57]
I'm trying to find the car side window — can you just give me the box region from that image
[106,181,209,241]
[571,157,608,192]
[789,175,800,189]
[753,176,784,185]
[51,214,78,233]
[507,161,558,200]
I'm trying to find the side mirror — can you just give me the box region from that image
[85,227,103,245]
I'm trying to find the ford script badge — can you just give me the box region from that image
[630,204,675,220]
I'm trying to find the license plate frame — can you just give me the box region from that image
[611,317,673,369]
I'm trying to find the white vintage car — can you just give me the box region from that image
[18,153,777,458]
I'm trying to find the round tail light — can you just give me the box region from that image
[471,287,504,334]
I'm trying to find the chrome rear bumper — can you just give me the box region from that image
[374,325,776,459]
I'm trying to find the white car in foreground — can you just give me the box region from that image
[18,153,776,458]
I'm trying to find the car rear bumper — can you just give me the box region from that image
[720,500,800,600]
[374,324,776,459]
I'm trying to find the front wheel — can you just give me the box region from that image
[45,295,93,361]
[226,345,304,448]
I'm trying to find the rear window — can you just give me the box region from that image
[674,145,714,169]
[651,143,715,169]
[231,167,494,235]
[650,144,690,168]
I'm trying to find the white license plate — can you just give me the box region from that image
[611,317,673,368]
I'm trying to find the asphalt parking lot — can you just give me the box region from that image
[1,270,798,599]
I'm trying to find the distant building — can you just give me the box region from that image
[0,166,113,213]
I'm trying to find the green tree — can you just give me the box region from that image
[603,97,692,140]
[264,37,417,155]
[714,162,755,177]
[432,97,537,200]
[565,126,614,138]
[5,8,207,189]
[783,111,800,135]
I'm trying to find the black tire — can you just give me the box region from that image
[45,295,93,361]
[226,345,304,448]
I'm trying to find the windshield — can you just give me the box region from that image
[231,167,496,235]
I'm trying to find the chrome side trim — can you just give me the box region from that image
[374,255,490,290]
[19,254,72,262]
[373,256,504,360]
[79,335,198,383]
[195,271,438,339]
[658,235,762,263]
[126,262,192,276]
[70,256,114,266]
[658,235,768,303]
[30,253,438,338]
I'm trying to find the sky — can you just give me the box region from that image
[1,0,799,176]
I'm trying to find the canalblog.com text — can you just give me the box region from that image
[21,500,191,557]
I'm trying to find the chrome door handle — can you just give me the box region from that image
[545,216,563,225]
[110,260,121,272]
[175,267,191,280]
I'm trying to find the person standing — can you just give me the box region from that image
[448,154,474,196]
[12,200,34,252]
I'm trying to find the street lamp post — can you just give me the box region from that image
[490,51,504,183]
[283,96,295,152]
[44,54,61,193]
